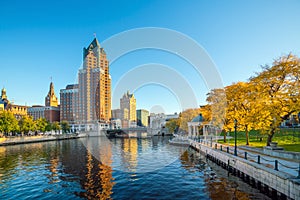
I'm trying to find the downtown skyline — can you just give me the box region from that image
[1,0,300,114]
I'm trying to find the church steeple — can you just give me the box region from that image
[1,88,7,100]
[45,82,58,107]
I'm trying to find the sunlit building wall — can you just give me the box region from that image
[136,109,149,127]
[120,91,136,121]
[78,38,111,123]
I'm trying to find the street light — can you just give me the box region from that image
[234,119,237,156]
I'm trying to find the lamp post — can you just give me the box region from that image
[234,119,237,156]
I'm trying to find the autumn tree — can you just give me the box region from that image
[250,54,300,145]
[165,118,180,134]
[206,88,228,142]
[179,108,201,132]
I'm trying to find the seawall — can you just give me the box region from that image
[190,140,300,199]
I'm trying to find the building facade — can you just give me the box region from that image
[60,84,79,124]
[136,109,149,127]
[27,105,45,120]
[1,88,28,119]
[27,82,60,122]
[111,109,122,119]
[120,91,136,122]
[78,38,111,123]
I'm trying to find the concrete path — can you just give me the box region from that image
[198,140,300,178]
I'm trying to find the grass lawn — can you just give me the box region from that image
[217,128,300,152]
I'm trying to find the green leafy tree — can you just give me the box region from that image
[0,111,19,136]
[51,121,61,133]
[35,118,48,133]
[19,115,35,135]
[60,121,70,134]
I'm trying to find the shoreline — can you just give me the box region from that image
[0,134,85,146]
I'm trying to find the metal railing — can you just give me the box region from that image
[196,139,300,178]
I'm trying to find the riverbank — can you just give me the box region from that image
[0,134,85,146]
[190,139,300,199]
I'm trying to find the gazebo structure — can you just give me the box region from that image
[188,114,221,141]
[188,114,204,139]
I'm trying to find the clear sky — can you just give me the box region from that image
[1,0,300,114]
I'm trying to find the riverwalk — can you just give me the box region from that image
[0,134,83,146]
[190,139,300,199]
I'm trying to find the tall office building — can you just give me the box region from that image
[78,38,111,123]
[120,91,136,122]
[60,84,79,124]
[136,109,149,127]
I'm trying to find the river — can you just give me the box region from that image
[0,136,270,199]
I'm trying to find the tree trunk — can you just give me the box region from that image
[223,130,226,143]
[245,125,249,145]
[266,128,276,146]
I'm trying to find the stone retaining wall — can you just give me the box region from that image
[190,141,300,199]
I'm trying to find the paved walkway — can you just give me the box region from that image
[0,134,81,146]
[197,140,300,178]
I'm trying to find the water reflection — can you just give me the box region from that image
[0,137,270,199]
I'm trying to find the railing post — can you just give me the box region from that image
[257,155,260,164]
[227,147,229,153]
[244,152,247,160]
[220,145,222,151]
[275,160,278,171]
[298,163,300,178]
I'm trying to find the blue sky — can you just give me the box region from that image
[1,0,300,114]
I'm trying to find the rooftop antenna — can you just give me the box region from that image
[50,76,53,82]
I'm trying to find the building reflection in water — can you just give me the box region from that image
[79,137,115,199]
[121,138,138,173]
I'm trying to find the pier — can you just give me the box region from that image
[190,139,300,199]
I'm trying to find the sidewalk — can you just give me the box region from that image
[0,134,81,146]
[198,140,300,178]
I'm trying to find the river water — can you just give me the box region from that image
[0,136,270,199]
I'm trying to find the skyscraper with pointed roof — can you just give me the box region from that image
[78,37,111,123]
[120,90,136,122]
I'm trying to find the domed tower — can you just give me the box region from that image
[1,87,10,108]
[1,88,7,100]
[45,82,58,107]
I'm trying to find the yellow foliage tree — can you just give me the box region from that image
[250,54,300,145]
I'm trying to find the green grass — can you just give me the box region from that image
[217,128,300,152]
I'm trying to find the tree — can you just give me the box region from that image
[179,108,201,132]
[19,115,35,135]
[35,118,48,133]
[250,54,300,145]
[0,111,19,136]
[206,88,228,142]
[60,121,70,134]
[225,82,263,145]
[51,121,61,133]
[165,118,180,134]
